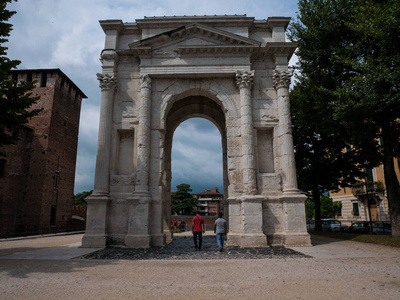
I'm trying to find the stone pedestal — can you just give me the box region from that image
[82,196,109,247]
[124,191,151,248]
[227,196,268,247]
[281,194,312,246]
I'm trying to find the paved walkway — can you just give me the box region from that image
[0,231,399,260]
[1,232,399,299]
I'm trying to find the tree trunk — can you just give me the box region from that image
[383,157,400,236]
[313,187,322,232]
[381,124,400,236]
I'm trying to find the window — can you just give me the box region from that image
[40,72,47,87]
[336,202,342,217]
[50,205,56,225]
[0,159,6,177]
[352,202,360,216]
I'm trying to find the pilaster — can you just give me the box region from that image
[125,74,153,247]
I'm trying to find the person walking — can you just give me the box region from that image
[192,213,205,251]
[214,212,227,252]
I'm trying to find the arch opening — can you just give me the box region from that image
[162,96,228,239]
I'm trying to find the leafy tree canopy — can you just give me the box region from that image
[288,0,400,235]
[73,190,92,206]
[305,196,342,219]
[0,0,41,156]
[171,183,198,215]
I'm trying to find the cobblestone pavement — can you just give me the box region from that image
[82,235,308,260]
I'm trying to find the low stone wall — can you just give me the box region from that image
[171,215,217,231]
[72,206,87,220]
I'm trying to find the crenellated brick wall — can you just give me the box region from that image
[0,69,86,238]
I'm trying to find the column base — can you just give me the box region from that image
[151,234,166,246]
[266,233,311,247]
[125,234,150,248]
[164,230,173,244]
[81,234,107,248]
[227,233,268,248]
[283,233,312,247]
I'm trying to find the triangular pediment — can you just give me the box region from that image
[129,23,260,56]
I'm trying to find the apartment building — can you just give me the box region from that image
[330,160,399,225]
[195,188,223,216]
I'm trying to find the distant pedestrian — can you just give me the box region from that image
[214,212,227,252]
[192,213,205,251]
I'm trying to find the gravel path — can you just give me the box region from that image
[82,235,308,260]
[1,233,399,299]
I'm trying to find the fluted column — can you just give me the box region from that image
[82,71,117,248]
[230,71,267,248]
[92,73,118,195]
[135,74,152,192]
[236,70,257,195]
[273,69,299,193]
[125,74,152,248]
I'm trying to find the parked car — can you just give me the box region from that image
[371,222,392,235]
[344,221,392,235]
[306,219,315,231]
[343,221,372,234]
[321,218,347,232]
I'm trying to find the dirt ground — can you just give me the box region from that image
[0,233,399,300]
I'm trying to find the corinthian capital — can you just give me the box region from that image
[236,70,254,89]
[97,73,118,91]
[273,69,293,89]
[140,74,151,89]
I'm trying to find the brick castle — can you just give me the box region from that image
[0,69,86,238]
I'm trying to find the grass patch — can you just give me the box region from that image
[312,232,400,248]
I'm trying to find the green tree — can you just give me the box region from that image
[0,0,41,156]
[73,190,92,206]
[333,0,400,236]
[304,198,315,219]
[290,73,366,231]
[305,196,342,219]
[171,183,198,215]
[288,0,400,235]
[320,196,335,219]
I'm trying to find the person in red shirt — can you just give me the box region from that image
[192,213,205,251]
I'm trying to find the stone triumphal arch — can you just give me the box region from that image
[82,15,311,248]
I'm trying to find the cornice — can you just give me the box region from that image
[177,45,258,55]
[135,15,254,29]
[266,17,292,30]
[99,20,125,33]
[129,23,260,50]
[251,42,298,60]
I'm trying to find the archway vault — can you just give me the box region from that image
[82,15,311,249]
[163,95,229,242]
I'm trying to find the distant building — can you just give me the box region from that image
[195,188,223,216]
[330,161,399,225]
[0,69,86,238]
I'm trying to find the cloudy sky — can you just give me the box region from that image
[6,0,299,194]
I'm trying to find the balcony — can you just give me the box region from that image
[351,181,385,196]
